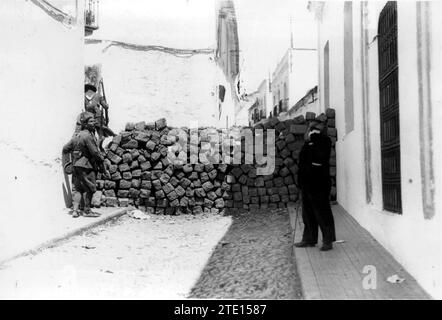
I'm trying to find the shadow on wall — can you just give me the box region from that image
[187,208,303,299]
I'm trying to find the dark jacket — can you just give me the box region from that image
[297,133,332,193]
[62,129,104,170]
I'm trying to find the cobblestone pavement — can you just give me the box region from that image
[189,208,303,299]
[0,208,302,299]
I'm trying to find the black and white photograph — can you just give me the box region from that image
[0,0,441,305]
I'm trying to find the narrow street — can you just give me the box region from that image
[0,209,302,300]
[189,209,301,299]
[1,0,440,302]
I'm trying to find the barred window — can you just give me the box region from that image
[378,1,402,213]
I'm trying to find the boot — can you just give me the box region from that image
[320,243,333,251]
[82,209,101,218]
[294,241,316,248]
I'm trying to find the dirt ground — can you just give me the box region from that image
[0,209,302,300]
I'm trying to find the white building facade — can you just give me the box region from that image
[310,0,442,298]
[248,79,272,126]
[270,48,317,119]
[216,0,240,128]
[271,50,290,118]
[286,86,320,119]
[0,0,84,219]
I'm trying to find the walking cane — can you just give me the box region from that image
[293,196,301,239]
[291,192,302,256]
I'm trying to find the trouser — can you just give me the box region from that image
[301,189,336,245]
[72,167,96,213]
[71,184,84,210]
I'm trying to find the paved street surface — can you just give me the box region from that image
[189,208,302,299]
[290,204,432,300]
[0,209,301,299]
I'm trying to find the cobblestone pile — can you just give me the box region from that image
[95,118,231,215]
[93,108,336,214]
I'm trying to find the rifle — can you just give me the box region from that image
[97,79,109,151]
[100,79,109,126]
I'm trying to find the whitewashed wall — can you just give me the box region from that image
[317,1,442,298]
[288,97,320,119]
[271,52,289,114]
[219,70,238,128]
[289,49,318,107]
[0,1,83,217]
[85,44,220,131]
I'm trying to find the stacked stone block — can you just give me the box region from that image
[94,108,337,214]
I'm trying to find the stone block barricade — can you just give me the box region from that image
[93,109,337,214]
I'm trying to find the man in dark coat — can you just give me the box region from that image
[295,120,336,251]
[63,112,105,218]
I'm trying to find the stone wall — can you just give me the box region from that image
[94,109,337,214]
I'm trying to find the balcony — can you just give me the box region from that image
[85,0,99,36]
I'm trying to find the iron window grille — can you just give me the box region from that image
[378,1,402,213]
[85,0,99,31]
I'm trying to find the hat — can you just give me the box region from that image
[85,84,97,93]
[309,119,325,131]
[80,111,94,125]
